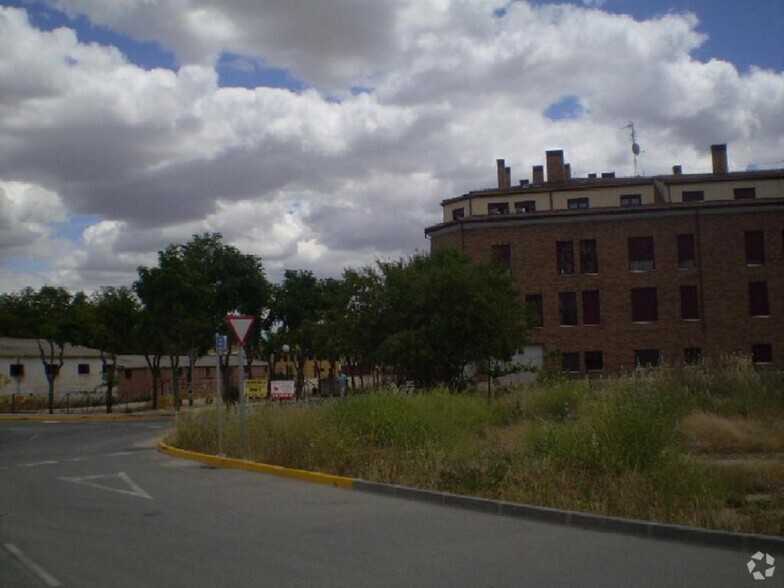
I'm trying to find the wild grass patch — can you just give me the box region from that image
[170,360,784,535]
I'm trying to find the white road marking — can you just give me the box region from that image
[23,461,58,467]
[3,543,62,587]
[107,451,133,456]
[62,457,84,462]
[59,472,153,500]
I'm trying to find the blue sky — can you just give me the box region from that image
[0,0,782,292]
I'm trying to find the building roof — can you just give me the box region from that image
[0,338,267,368]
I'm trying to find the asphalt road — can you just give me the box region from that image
[0,420,775,587]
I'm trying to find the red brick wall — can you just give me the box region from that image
[431,204,784,373]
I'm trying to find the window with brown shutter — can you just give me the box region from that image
[745,231,765,265]
[559,292,578,325]
[580,239,598,274]
[680,286,700,320]
[629,236,655,271]
[556,241,575,275]
[582,290,600,325]
[677,234,696,268]
[631,287,658,322]
[749,281,770,316]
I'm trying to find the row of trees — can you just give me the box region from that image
[0,233,529,413]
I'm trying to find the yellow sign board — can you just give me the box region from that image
[245,379,268,399]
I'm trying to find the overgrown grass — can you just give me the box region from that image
[168,359,784,536]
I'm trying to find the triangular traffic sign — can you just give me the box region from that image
[227,314,256,345]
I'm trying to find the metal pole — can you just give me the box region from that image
[238,344,247,457]
[216,339,223,457]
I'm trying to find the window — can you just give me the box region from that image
[580,239,598,274]
[515,200,536,213]
[680,286,700,320]
[582,290,600,325]
[749,281,770,316]
[677,234,696,268]
[525,294,543,327]
[488,202,509,215]
[752,344,773,364]
[682,190,704,202]
[124,369,132,380]
[45,363,60,376]
[567,197,589,209]
[491,244,512,274]
[204,367,212,377]
[559,292,578,326]
[561,352,580,373]
[634,349,660,368]
[684,347,702,365]
[77,363,90,375]
[631,287,658,322]
[620,194,642,206]
[176,367,183,377]
[452,207,465,221]
[585,351,603,372]
[628,236,655,271]
[556,241,575,275]
[10,364,24,377]
[734,187,756,200]
[745,231,765,265]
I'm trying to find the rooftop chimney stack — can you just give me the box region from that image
[564,163,572,180]
[496,159,506,188]
[672,165,682,176]
[546,150,566,183]
[505,166,511,188]
[711,144,728,174]
[533,165,544,184]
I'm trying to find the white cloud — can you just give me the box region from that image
[0,2,783,294]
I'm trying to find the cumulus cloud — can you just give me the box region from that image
[0,1,783,293]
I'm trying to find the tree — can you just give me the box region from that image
[135,233,270,407]
[86,287,141,413]
[0,287,81,413]
[268,270,327,398]
[376,248,528,388]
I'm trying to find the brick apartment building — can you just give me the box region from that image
[425,145,784,374]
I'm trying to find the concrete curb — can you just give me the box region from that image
[157,442,354,489]
[0,411,176,423]
[158,443,784,553]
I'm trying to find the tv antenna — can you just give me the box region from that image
[624,122,642,176]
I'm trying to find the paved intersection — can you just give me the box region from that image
[0,419,775,587]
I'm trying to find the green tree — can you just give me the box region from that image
[269,270,327,398]
[135,233,270,407]
[0,287,81,413]
[86,287,141,413]
[376,248,528,388]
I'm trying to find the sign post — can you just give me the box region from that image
[215,334,227,456]
[227,315,256,457]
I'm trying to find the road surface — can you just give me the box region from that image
[0,420,774,587]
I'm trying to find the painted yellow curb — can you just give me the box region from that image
[0,412,175,423]
[157,441,355,490]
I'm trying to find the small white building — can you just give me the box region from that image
[0,337,105,399]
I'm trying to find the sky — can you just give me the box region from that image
[1,0,783,293]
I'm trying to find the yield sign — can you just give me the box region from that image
[60,472,152,500]
[227,314,256,345]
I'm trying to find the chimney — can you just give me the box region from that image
[496,159,506,188]
[533,165,544,184]
[505,166,511,188]
[519,179,530,186]
[546,150,566,183]
[564,163,572,180]
[588,173,597,179]
[672,165,682,176]
[601,172,616,178]
[711,144,728,174]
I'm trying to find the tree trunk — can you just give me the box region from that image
[144,354,162,409]
[169,355,181,410]
[37,339,62,414]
